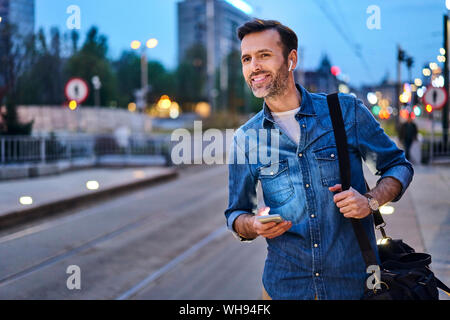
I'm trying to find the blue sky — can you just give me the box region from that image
[36,0,447,87]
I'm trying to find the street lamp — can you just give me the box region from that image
[91,75,102,106]
[422,68,431,77]
[130,38,158,112]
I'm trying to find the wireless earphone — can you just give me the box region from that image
[288,60,293,72]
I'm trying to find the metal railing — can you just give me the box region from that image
[420,134,450,164]
[0,134,172,165]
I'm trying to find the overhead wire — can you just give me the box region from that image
[313,0,375,82]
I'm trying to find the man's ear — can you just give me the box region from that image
[288,50,298,72]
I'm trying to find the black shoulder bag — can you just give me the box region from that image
[326,93,450,300]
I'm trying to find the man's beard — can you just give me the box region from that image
[247,63,289,99]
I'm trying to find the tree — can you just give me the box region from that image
[16,27,65,105]
[70,30,80,54]
[175,44,207,106]
[0,22,34,135]
[65,26,119,107]
[147,61,176,103]
[113,50,141,107]
[113,51,176,108]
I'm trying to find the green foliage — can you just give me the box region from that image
[4,25,261,122]
[148,61,176,103]
[113,51,141,107]
[175,44,207,104]
[65,27,119,107]
[0,21,34,135]
[16,27,65,105]
[1,96,33,135]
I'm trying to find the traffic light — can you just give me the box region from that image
[426,104,433,113]
[398,48,405,62]
[406,56,414,68]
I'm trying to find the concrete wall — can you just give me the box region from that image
[17,106,153,134]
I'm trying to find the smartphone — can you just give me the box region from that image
[256,214,284,224]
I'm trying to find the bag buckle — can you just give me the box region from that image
[372,273,390,294]
[375,222,386,230]
[376,224,388,239]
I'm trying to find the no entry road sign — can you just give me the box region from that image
[65,78,90,104]
[422,86,447,110]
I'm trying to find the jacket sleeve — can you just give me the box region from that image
[224,133,258,241]
[354,97,414,202]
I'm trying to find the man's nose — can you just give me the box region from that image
[250,59,262,72]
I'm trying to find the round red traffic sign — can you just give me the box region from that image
[422,86,447,110]
[65,78,90,104]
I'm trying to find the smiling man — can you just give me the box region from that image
[224,19,414,300]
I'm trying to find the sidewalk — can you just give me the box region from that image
[364,163,450,300]
[0,166,177,229]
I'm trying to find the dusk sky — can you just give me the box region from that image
[36,0,446,87]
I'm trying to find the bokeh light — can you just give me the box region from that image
[19,196,33,205]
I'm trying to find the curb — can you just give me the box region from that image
[0,169,179,230]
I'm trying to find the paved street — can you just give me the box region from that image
[0,166,177,228]
[0,165,266,299]
[0,162,448,299]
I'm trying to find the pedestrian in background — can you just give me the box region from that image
[399,113,418,161]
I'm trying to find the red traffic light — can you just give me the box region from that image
[331,66,341,76]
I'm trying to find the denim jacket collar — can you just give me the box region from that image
[262,83,316,128]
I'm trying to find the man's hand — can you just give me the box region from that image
[252,207,292,239]
[328,184,371,219]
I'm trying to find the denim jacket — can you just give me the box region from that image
[224,84,414,300]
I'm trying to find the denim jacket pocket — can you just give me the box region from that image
[258,159,294,208]
[313,145,341,187]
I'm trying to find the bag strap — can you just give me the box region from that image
[436,277,450,297]
[326,93,378,268]
[364,180,388,238]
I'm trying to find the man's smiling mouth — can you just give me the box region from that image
[251,73,271,85]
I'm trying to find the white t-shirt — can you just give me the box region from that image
[271,107,301,145]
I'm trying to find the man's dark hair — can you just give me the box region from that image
[237,19,298,60]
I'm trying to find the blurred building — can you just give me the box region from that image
[360,78,397,108]
[0,0,35,87]
[0,0,35,36]
[295,55,339,94]
[177,0,251,67]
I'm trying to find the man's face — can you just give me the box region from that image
[241,29,290,99]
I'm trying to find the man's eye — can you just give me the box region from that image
[242,57,250,63]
